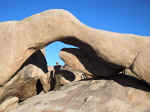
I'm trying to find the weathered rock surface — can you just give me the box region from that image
[60,48,119,78]
[59,48,146,80]
[47,65,87,90]
[0,9,150,86]
[0,97,19,112]
[0,50,50,111]
[9,75,150,112]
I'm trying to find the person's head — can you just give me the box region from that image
[56,62,59,65]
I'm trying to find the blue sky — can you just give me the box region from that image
[0,0,150,65]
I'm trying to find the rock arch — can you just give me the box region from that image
[0,9,150,86]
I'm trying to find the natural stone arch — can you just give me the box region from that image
[0,9,150,86]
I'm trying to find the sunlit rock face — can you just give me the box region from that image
[0,9,150,85]
[59,48,121,78]
[0,49,50,104]
[9,78,150,112]
[0,9,150,86]
[0,9,150,112]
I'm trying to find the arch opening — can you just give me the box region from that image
[44,36,124,77]
[45,41,78,66]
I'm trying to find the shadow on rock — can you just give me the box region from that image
[22,50,48,73]
[55,70,75,81]
[84,73,150,92]
[60,37,124,77]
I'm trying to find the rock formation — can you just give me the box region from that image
[0,50,50,111]
[0,9,150,86]
[60,48,119,78]
[9,77,150,112]
[0,97,19,112]
[47,65,87,91]
[0,9,150,112]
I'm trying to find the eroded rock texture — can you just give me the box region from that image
[47,65,87,91]
[9,78,150,112]
[0,9,150,86]
[0,9,150,112]
[60,48,120,78]
[0,50,50,111]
